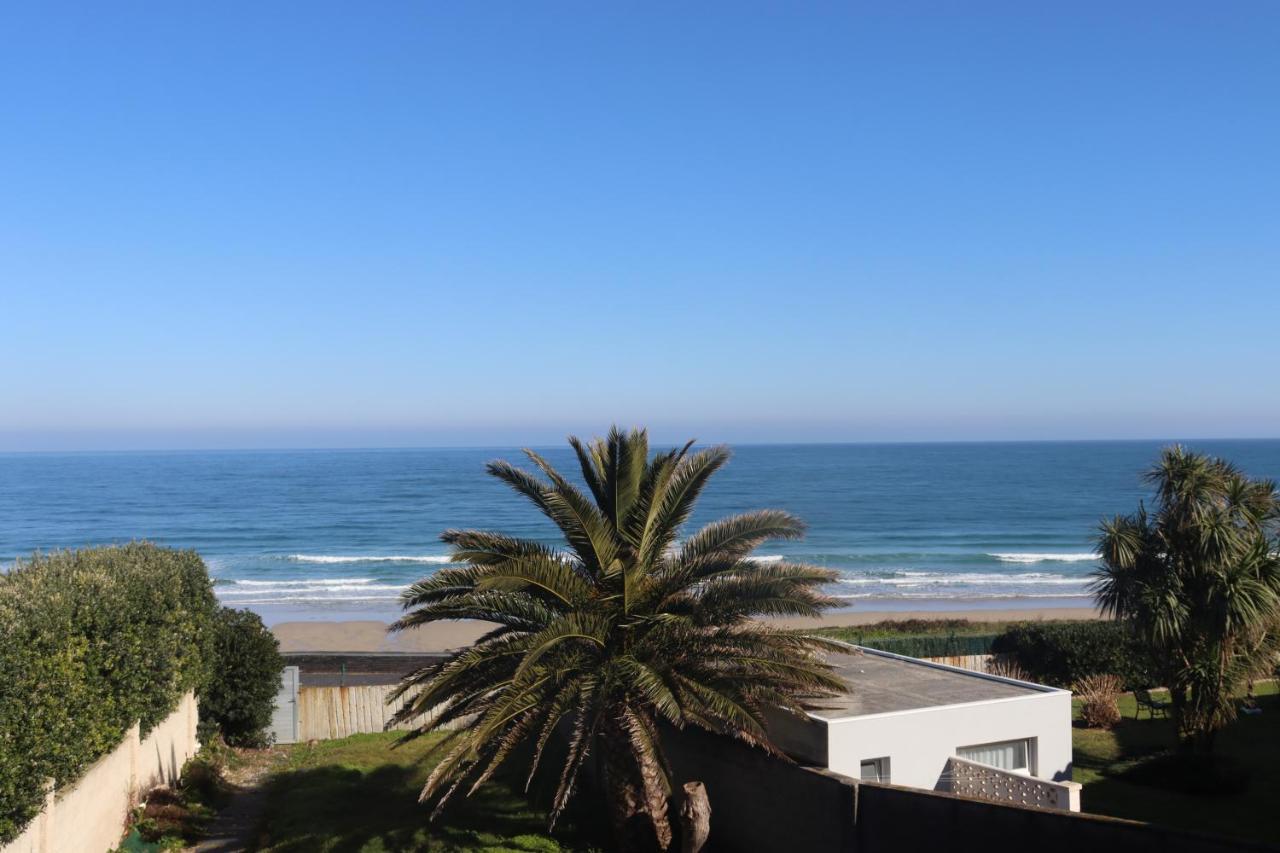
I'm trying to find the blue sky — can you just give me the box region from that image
[2,2,1278,450]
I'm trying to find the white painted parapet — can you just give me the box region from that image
[945,755,1081,812]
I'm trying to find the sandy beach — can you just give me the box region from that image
[272,605,1103,653]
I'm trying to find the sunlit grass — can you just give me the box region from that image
[1074,682,1280,844]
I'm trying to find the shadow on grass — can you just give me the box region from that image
[1078,689,1280,845]
[254,746,609,853]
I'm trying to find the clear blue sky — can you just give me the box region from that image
[3,2,1278,450]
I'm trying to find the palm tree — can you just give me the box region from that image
[1092,446,1280,753]
[388,428,846,850]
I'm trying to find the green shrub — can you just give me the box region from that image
[200,608,283,747]
[991,621,1156,688]
[0,544,217,842]
[860,633,999,657]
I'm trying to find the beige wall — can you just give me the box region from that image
[2,692,199,853]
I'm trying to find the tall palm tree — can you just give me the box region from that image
[1092,446,1280,753]
[388,428,846,850]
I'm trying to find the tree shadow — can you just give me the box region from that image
[254,754,609,852]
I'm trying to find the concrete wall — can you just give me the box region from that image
[660,726,857,853]
[947,756,1080,811]
[764,662,1073,795]
[825,686,1074,789]
[2,692,200,853]
[660,728,1269,853]
[854,782,1266,853]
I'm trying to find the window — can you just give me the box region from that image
[956,739,1031,774]
[860,757,890,783]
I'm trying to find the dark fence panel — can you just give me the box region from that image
[662,727,856,853]
[661,729,1276,853]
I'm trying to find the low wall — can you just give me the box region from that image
[2,692,199,853]
[297,684,456,741]
[854,782,1264,853]
[660,726,857,853]
[945,756,1080,811]
[659,727,1269,853]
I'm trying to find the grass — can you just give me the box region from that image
[253,732,603,853]
[1074,681,1280,845]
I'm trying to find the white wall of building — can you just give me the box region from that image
[824,688,1073,789]
[764,655,1074,796]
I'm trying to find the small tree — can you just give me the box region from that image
[200,607,284,747]
[1093,446,1280,753]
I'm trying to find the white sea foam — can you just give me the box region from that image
[224,595,405,604]
[216,576,412,604]
[748,554,785,564]
[833,592,1093,601]
[232,577,377,587]
[219,583,408,596]
[286,554,453,564]
[837,572,1087,587]
[989,552,1100,563]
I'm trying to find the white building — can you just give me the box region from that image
[769,646,1081,811]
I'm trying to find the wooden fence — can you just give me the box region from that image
[921,654,993,672]
[297,685,456,741]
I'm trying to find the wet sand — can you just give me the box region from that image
[272,605,1101,653]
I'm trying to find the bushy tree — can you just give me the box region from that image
[0,544,217,841]
[390,428,846,851]
[1093,446,1280,753]
[200,607,284,747]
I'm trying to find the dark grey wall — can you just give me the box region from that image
[661,727,1275,853]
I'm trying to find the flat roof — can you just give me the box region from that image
[806,646,1050,721]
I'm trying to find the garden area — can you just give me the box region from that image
[250,732,602,853]
[1073,683,1280,845]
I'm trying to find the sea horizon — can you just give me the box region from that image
[4,439,1279,625]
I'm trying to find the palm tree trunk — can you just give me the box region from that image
[599,724,659,852]
[679,781,711,853]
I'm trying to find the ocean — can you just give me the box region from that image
[2,440,1278,624]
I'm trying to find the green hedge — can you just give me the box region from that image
[990,621,1156,688]
[200,608,284,748]
[858,633,999,658]
[0,544,217,841]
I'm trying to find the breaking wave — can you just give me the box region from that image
[988,552,1099,563]
[286,554,454,564]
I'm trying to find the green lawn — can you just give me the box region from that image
[1074,682,1280,845]
[253,732,602,853]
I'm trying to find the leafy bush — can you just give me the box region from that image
[990,621,1156,688]
[817,619,1014,658]
[1075,674,1123,728]
[985,656,1032,681]
[200,607,284,747]
[0,544,217,842]
[859,633,999,658]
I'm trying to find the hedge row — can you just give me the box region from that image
[0,544,218,841]
[990,621,1157,689]
[859,633,999,658]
